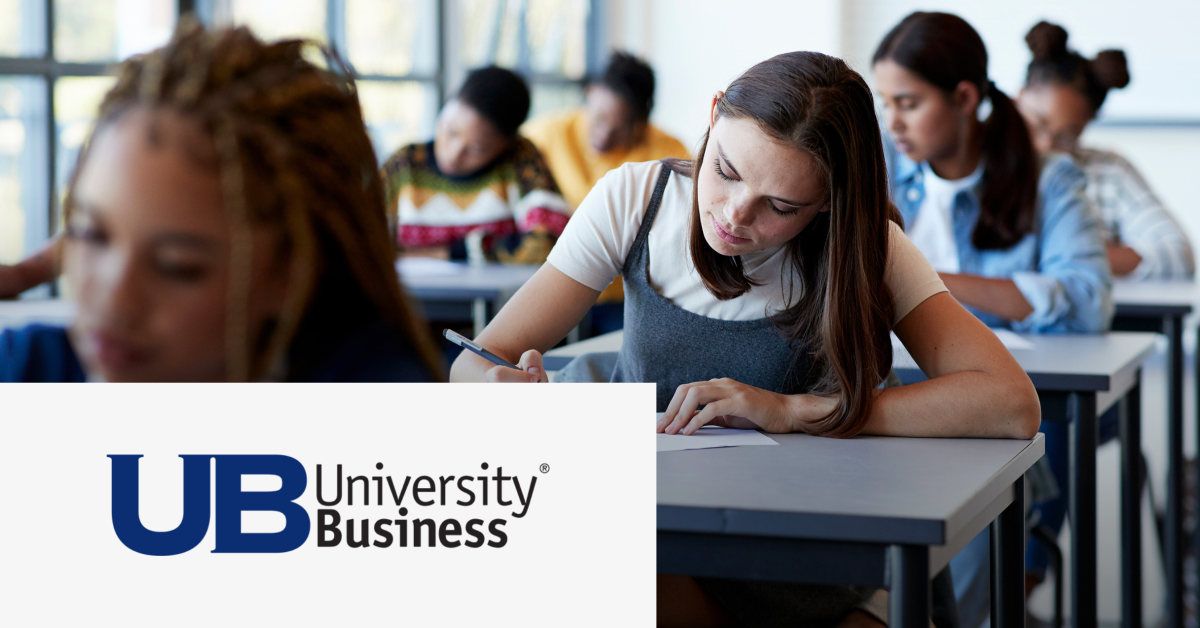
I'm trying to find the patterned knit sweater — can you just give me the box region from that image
[382,138,571,264]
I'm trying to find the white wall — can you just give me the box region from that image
[609,0,842,151]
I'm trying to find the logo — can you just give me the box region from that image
[109,456,544,556]
[108,455,310,556]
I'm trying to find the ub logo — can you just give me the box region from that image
[108,455,311,556]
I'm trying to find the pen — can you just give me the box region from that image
[443,329,521,370]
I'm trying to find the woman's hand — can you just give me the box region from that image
[484,349,549,383]
[656,378,838,435]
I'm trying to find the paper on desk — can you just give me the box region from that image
[395,257,467,277]
[890,328,1034,352]
[655,413,779,452]
[990,328,1035,350]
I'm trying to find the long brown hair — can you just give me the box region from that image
[874,12,1040,250]
[65,20,442,381]
[674,51,898,438]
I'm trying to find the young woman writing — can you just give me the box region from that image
[452,50,1039,626]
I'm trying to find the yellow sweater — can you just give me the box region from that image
[523,109,692,210]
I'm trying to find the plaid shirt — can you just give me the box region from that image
[1076,148,1195,280]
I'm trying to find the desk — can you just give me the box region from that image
[896,332,1157,628]
[396,261,539,337]
[0,299,75,330]
[659,433,1044,627]
[560,329,1158,626]
[544,330,623,371]
[1111,279,1195,628]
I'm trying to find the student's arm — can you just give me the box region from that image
[943,157,1112,333]
[658,292,1040,439]
[0,234,62,299]
[860,291,1039,437]
[936,272,1033,321]
[1100,153,1194,279]
[1107,244,1143,276]
[449,263,600,383]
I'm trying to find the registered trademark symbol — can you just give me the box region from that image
[539,463,550,474]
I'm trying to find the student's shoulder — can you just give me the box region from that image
[645,124,692,158]
[1073,147,1143,179]
[0,324,86,382]
[522,109,584,143]
[1038,150,1088,195]
[380,141,432,176]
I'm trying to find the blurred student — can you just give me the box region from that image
[873,12,1113,625]
[524,51,691,209]
[0,22,441,383]
[1019,21,1193,279]
[524,52,691,333]
[384,67,570,265]
[874,12,1112,335]
[454,49,1040,627]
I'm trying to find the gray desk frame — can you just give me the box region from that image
[1111,279,1195,628]
[659,434,1045,627]
[896,332,1157,628]
[400,263,540,337]
[553,330,1158,626]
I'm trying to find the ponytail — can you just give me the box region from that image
[974,81,1039,249]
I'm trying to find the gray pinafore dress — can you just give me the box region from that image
[559,164,884,626]
[610,163,813,411]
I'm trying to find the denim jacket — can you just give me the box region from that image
[884,136,1113,333]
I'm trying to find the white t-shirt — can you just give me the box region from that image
[547,161,947,325]
[907,162,983,273]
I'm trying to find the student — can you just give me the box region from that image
[874,12,1112,336]
[384,66,570,265]
[1018,21,1194,280]
[453,50,1040,626]
[523,52,691,332]
[872,12,1113,626]
[0,22,441,383]
[523,51,691,210]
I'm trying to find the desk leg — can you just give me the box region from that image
[992,475,1025,628]
[472,298,487,338]
[1169,314,1186,628]
[1069,391,1098,628]
[1121,377,1143,628]
[889,544,929,628]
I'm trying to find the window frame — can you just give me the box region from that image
[0,0,605,289]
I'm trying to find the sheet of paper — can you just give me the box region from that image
[890,329,1035,352]
[990,328,1035,350]
[655,413,779,452]
[395,257,468,278]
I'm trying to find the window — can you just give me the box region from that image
[0,0,599,279]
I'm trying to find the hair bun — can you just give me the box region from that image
[1091,50,1130,89]
[1025,21,1069,61]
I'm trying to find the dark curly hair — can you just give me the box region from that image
[66,19,442,381]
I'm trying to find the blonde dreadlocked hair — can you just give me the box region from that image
[65,19,442,381]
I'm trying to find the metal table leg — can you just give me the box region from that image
[1122,378,1143,628]
[890,544,930,628]
[1069,391,1098,628]
[992,475,1026,627]
[472,297,487,338]
[1165,315,1184,628]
